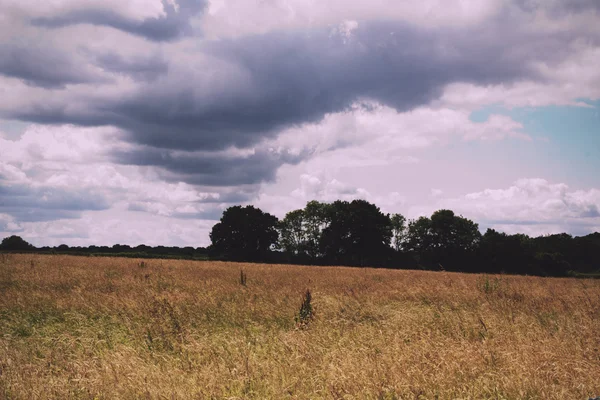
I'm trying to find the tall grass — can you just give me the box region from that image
[0,254,599,399]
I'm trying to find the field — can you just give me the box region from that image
[0,254,599,399]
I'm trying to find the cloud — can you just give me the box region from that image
[5,18,546,153]
[127,201,221,220]
[1,0,599,245]
[0,181,110,222]
[439,47,600,109]
[1,8,594,193]
[291,173,370,202]
[273,102,528,155]
[91,52,169,82]
[515,0,600,15]
[1,0,169,21]
[0,44,104,88]
[112,146,312,186]
[0,138,111,223]
[31,0,207,42]
[0,124,259,234]
[2,208,217,247]
[427,178,600,236]
[201,0,505,38]
[256,172,407,219]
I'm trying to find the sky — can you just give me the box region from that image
[0,0,599,247]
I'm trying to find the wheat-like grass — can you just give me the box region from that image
[0,254,599,399]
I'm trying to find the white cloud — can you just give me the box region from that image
[10,208,216,247]
[0,124,228,244]
[0,124,114,164]
[423,178,600,236]
[271,102,528,161]
[202,0,504,38]
[291,173,370,202]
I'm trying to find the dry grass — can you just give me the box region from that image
[0,254,599,399]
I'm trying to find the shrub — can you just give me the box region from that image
[295,289,314,327]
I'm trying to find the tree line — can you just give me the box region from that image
[2,199,599,277]
[0,236,209,260]
[208,200,600,277]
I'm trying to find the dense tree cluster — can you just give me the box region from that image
[2,200,599,277]
[209,201,600,277]
[277,200,394,266]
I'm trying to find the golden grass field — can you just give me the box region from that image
[0,254,599,399]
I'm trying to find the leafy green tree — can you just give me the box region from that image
[278,201,332,261]
[406,210,481,270]
[279,209,306,255]
[429,209,481,252]
[319,200,351,264]
[302,201,331,259]
[320,200,392,266]
[0,235,35,251]
[209,205,279,262]
[405,217,433,253]
[390,213,407,252]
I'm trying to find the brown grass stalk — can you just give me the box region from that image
[0,254,599,399]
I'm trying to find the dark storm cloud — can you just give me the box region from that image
[3,17,583,186]
[113,147,312,186]
[0,44,102,88]
[109,22,536,152]
[0,183,110,222]
[11,21,544,144]
[31,0,206,42]
[92,52,169,82]
[4,105,107,127]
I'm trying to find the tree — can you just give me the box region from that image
[479,229,534,274]
[209,205,279,262]
[320,200,392,266]
[57,244,70,252]
[279,209,306,255]
[303,201,331,260]
[534,252,571,277]
[571,232,600,273]
[429,210,480,252]
[0,235,35,251]
[279,201,338,262]
[406,210,481,270]
[390,213,407,252]
[405,217,433,253]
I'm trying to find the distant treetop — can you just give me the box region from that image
[0,235,36,251]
